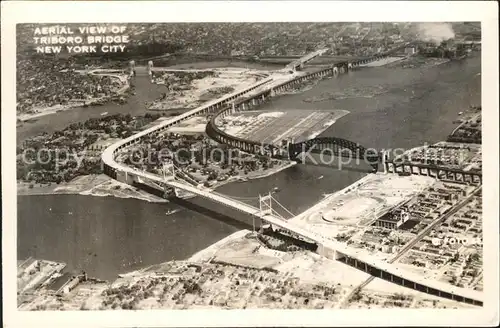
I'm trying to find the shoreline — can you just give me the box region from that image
[16,161,299,271]
[386,56,451,69]
[209,161,296,189]
[181,172,374,267]
[291,173,374,222]
[16,161,296,200]
[17,72,130,122]
[17,87,130,122]
[147,67,267,111]
[187,229,251,263]
[18,103,86,122]
[16,175,167,203]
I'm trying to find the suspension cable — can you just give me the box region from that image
[270,195,295,217]
[167,166,296,219]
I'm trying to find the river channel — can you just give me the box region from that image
[17,55,481,280]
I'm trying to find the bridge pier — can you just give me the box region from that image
[317,243,337,260]
[385,162,392,173]
[116,170,136,185]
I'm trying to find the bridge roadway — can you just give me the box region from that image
[285,48,329,71]
[101,49,483,306]
[102,50,320,168]
[101,75,275,166]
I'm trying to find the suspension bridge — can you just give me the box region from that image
[123,162,483,306]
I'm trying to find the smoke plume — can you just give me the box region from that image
[417,23,455,44]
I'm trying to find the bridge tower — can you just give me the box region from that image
[161,162,178,197]
[282,137,295,159]
[381,150,388,174]
[129,60,136,77]
[162,162,176,181]
[259,193,273,215]
[258,193,273,233]
[147,60,154,78]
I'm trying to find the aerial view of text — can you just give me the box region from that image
[16,22,483,311]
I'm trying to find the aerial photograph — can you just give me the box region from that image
[15,22,483,310]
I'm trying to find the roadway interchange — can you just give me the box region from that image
[101,50,483,306]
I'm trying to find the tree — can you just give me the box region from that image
[470,253,480,262]
[351,290,362,302]
[207,171,218,181]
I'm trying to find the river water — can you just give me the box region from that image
[17,55,481,280]
[16,61,279,143]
